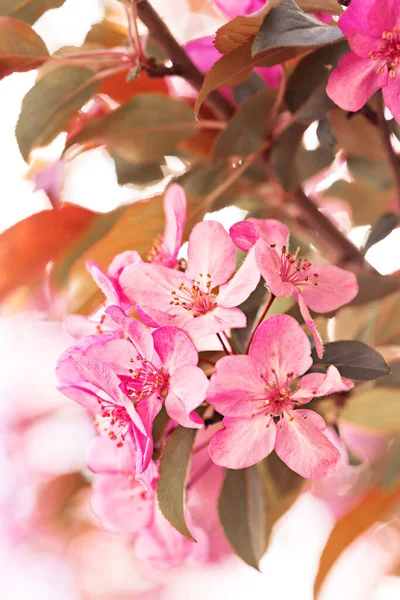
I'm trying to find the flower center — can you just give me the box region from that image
[369,29,400,77]
[147,235,176,267]
[249,369,303,424]
[95,400,131,447]
[127,358,170,402]
[170,273,218,318]
[276,245,319,287]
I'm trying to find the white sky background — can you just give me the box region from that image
[0,1,400,597]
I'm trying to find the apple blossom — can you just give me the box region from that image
[120,220,260,338]
[57,306,208,475]
[208,315,354,479]
[230,219,358,357]
[326,0,400,122]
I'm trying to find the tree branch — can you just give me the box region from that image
[135,0,234,121]
[136,0,374,271]
[377,91,400,207]
[292,188,374,268]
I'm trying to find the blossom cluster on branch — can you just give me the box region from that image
[56,184,360,566]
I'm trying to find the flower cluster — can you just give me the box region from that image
[57,184,358,566]
[327,0,400,122]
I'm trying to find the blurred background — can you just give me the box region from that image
[1,1,400,598]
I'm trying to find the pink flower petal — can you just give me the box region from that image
[293,289,324,359]
[207,355,265,417]
[209,416,276,469]
[136,304,190,329]
[299,264,358,312]
[383,75,400,124]
[256,218,290,249]
[152,326,198,371]
[339,0,400,56]
[87,435,136,474]
[187,221,236,287]
[120,263,189,312]
[326,51,388,113]
[293,365,354,404]
[183,306,247,337]
[217,248,260,307]
[275,409,340,479]
[215,0,264,19]
[166,366,208,428]
[255,64,282,88]
[86,260,120,305]
[91,473,153,534]
[229,221,260,251]
[184,35,221,73]
[105,305,154,359]
[107,250,142,280]
[162,184,187,264]
[249,314,313,386]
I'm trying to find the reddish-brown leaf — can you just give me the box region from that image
[0,16,49,79]
[0,204,95,301]
[99,69,168,104]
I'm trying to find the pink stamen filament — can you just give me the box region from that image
[369,29,400,76]
[274,244,319,287]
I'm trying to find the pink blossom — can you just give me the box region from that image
[120,221,260,337]
[57,307,208,474]
[208,314,354,479]
[326,0,400,122]
[214,0,264,19]
[185,35,282,89]
[86,184,187,309]
[230,219,358,357]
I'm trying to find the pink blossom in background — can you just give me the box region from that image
[85,184,187,312]
[208,315,354,478]
[230,219,358,357]
[214,0,265,19]
[120,220,260,337]
[326,0,400,122]
[57,306,207,475]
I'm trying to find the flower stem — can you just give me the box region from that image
[377,91,400,210]
[135,0,234,120]
[246,293,276,353]
[216,332,231,355]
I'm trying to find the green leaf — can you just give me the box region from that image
[270,122,307,191]
[112,152,165,186]
[219,466,267,570]
[341,388,400,432]
[212,88,278,159]
[297,145,335,182]
[363,212,399,254]
[252,0,344,57]
[317,117,337,148]
[232,71,265,105]
[16,65,100,161]
[346,155,393,190]
[380,438,400,490]
[330,109,386,161]
[323,179,392,226]
[312,341,390,380]
[373,290,400,346]
[157,426,197,541]
[284,41,348,124]
[0,16,49,79]
[68,94,196,163]
[377,361,400,388]
[347,272,398,307]
[0,0,66,24]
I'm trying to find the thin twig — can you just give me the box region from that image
[135,0,234,121]
[246,293,275,353]
[377,91,400,208]
[216,332,230,355]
